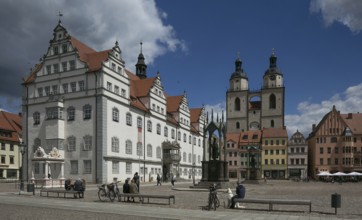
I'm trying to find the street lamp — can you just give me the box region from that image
[19,142,27,191]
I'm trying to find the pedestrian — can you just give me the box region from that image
[171,173,175,187]
[133,172,140,192]
[230,181,245,209]
[129,179,139,202]
[123,178,130,202]
[157,174,161,186]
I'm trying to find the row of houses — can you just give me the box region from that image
[224,106,362,180]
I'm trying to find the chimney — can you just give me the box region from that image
[347,113,352,119]
[18,112,22,117]
[312,124,316,131]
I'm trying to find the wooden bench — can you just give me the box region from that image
[40,188,84,199]
[118,193,175,205]
[234,198,311,212]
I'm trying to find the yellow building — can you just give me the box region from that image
[262,127,288,179]
[0,110,22,180]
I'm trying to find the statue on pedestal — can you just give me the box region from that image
[211,137,219,160]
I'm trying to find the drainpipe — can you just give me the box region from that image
[143,112,146,182]
[94,71,98,183]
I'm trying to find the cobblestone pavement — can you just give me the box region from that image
[0,180,361,219]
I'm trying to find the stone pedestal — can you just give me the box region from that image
[192,160,229,188]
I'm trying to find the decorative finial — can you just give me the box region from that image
[211,109,214,122]
[115,41,119,46]
[222,110,224,122]
[58,11,63,23]
[140,41,143,53]
[272,48,275,56]
[237,51,240,59]
[216,113,219,123]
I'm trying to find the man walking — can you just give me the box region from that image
[157,174,161,186]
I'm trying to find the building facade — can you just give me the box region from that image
[226,51,285,133]
[22,21,205,185]
[0,110,22,180]
[308,106,362,178]
[288,130,308,180]
[226,131,262,180]
[261,127,288,179]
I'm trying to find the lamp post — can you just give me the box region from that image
[19,142,27,191]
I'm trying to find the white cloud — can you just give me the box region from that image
[204,83,362,138]
[0,0,186,113]
[204,102,226,123]
[310,0,362,33]
[286,82,362,137]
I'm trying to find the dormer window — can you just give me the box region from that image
[53,46,59,55]
[62,44,68,53]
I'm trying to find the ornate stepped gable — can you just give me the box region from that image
[23,22,205,131]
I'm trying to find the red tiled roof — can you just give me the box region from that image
[226,133,240,143]
[239,130,262,143]
[69,36,96,62]
[85,50,112,72]
[0,110,22,142]
[23,63,43,85]
[341,113,362,135]
[262,127,288,138]
[167,96,183,113]
[132,78,155,97]
[190,108,202,123]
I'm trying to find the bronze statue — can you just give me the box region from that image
[211,137,219,160]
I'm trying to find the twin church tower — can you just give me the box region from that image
[226,51,285,133]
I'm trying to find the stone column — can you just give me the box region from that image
[44,161,49,179]
[31,161,35,181]
[60,162,65,180]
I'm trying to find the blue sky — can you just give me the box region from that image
[1,0,362,136]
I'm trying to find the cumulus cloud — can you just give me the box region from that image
[204,102,226,123]
[204,83,362,138]
[0,0,186,113]
[286,82,362,137]
[310,0,362,33]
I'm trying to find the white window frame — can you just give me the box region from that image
[112,161,119,174]
[147,144,152,157]
[112,108,119,122]
[67,136,76,151]
[112,137,119,153]
[83,160,91,174]
[67,106,75,121]
[83,135,92,151]
[125,140,132,155]
[126,113,132,126]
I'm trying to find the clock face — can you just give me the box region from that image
[269,75,276,80]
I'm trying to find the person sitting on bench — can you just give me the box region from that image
[230,182,245,209]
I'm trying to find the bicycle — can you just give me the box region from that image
[208,183,220,210]
[98,181,120,202]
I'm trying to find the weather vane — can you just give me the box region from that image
[58,10,63,23]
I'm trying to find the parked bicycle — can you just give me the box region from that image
[208,183,220,210]
[97,181,121,202]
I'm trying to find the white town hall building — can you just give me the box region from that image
[21,21,206,186]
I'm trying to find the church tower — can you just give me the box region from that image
[226,50,285,134]
[261,50,285,128]
[135,42,147,79]
[226,56,249,133]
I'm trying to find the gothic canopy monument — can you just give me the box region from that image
[196,111,229,188]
